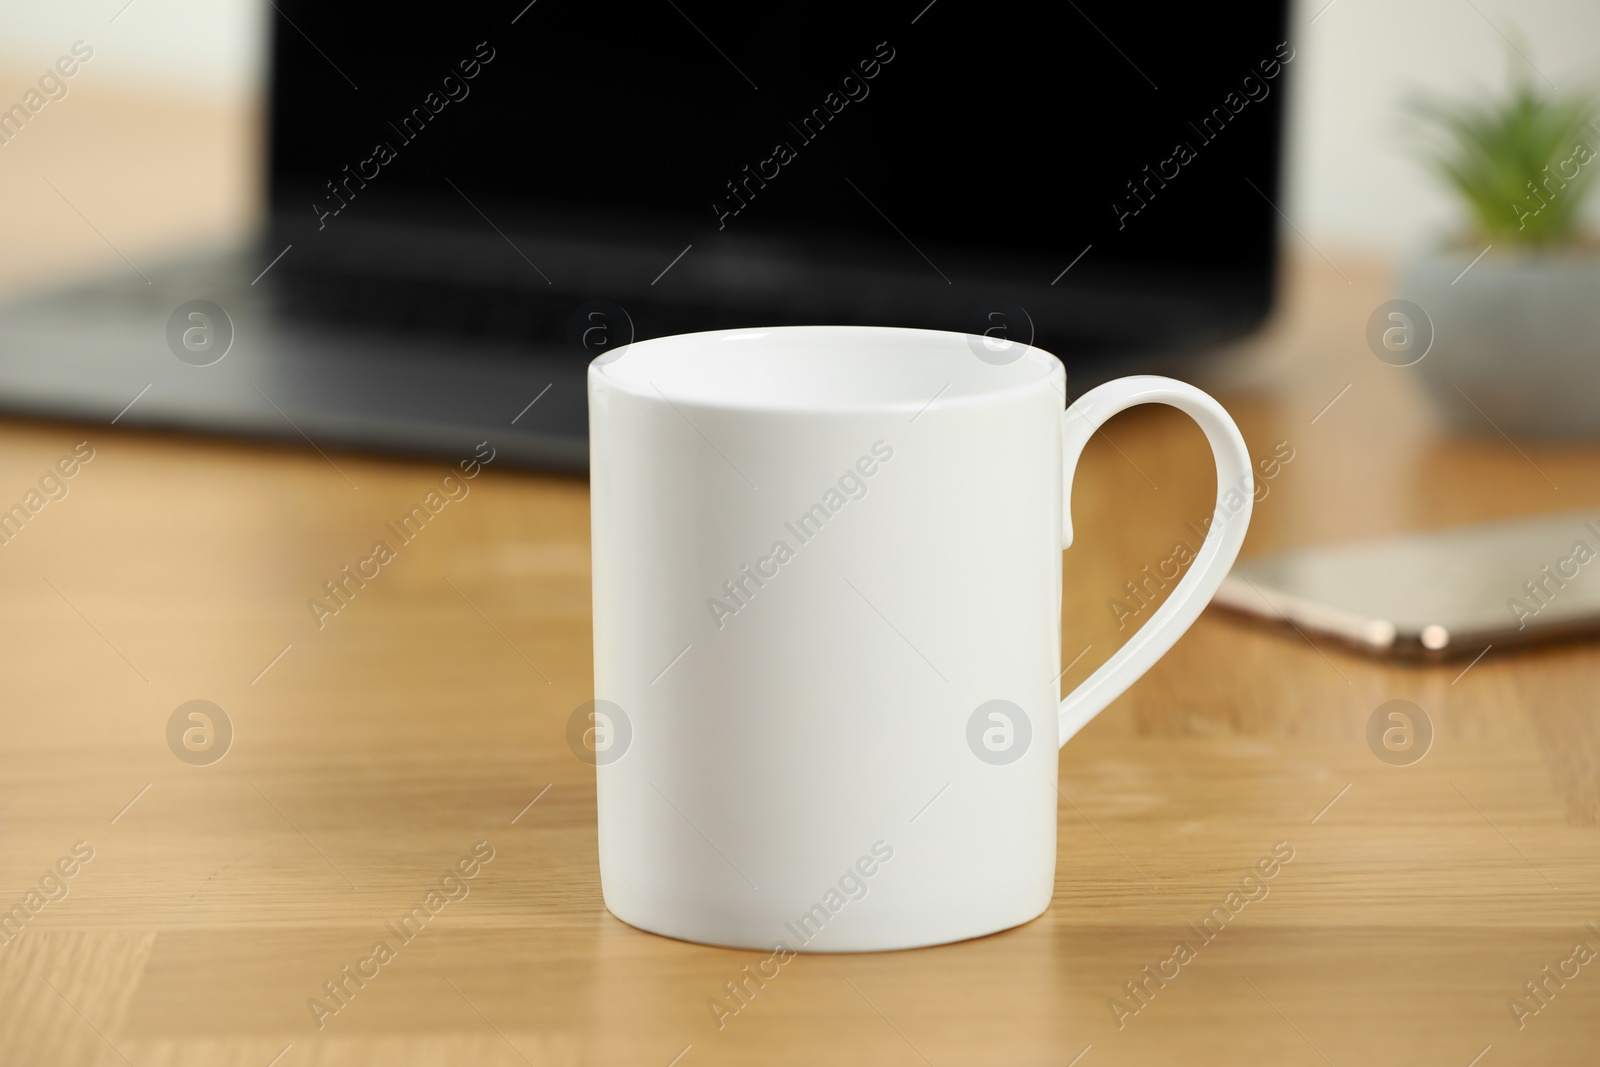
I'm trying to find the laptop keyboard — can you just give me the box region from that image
[267,266,831,352]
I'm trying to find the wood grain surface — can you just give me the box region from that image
[1,209,1598,1064]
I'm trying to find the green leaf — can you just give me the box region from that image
[1401,42,1598,247]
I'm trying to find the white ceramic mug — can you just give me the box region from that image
[586,325,1252,951]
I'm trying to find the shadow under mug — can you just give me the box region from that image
[586,325,1252,952]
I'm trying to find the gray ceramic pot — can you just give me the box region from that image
[1398,247,1600,437]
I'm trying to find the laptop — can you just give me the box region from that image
[0,0,1289,472]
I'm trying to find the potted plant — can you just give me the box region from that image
[1397,58,1600,436]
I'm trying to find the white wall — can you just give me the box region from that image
[1286,0,1600,252]
[0,0,263,97]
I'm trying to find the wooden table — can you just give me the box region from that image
[1,247,1597,1066]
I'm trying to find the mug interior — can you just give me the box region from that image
[592,325,1062,411]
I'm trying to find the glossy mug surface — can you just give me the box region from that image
[587,326,1252,951]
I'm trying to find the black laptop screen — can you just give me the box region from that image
[267,1,1288,351]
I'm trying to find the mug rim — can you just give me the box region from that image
[588,324,1065,414]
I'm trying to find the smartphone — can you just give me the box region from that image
[1212,510,1600,658]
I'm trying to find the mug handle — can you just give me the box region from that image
[1057,375,1254,747]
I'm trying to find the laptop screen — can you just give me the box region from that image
[267,1,1288,356]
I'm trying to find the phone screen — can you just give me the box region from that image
[1214,510,1600,656]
